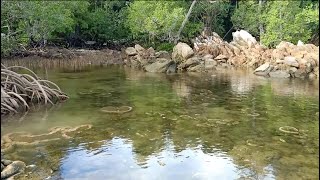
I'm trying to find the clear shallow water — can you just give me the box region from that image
[1,65,319,180]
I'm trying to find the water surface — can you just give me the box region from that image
[1,65,319,180]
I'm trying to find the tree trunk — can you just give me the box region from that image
[175,0,197,44]
[258,0,265,41]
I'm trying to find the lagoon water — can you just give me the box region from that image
[1,65,319,180]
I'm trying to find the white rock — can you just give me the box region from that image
[232,30,257,48]
[297,40,304,46]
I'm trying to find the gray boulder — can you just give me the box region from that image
[145,58,174,73]
[167,63,177,74]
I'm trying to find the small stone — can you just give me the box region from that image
[1,159,12,166]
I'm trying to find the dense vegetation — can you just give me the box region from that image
[1,0,319,56]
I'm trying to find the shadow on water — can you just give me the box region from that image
[1,63,319,180]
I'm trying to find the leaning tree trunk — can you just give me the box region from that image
[258,0,265,41]
[175,0,197,44]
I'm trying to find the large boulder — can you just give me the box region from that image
[232,30,257,48]
[145,58,174,73]
[125,47,137,56]
[172,42,194,62]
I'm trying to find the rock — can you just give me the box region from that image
[254,63,273,76]
[1,161,26,179]
[276,41,295,50]
[134,44,145,53]
[232,30,257,48]
[214,54,228,60]
[136,55,151,66]
[1,159,12,166]
[308,73,317,79]
[269,70,290,78]
[125,47,137,56]
[297,40,304,46]
[146,47,156,56]
[203,54,214,60]
[166,63,177,74]
[1,164,4,171]
[294,69,308,79]
[276,59,284,64]
[145,58,174,73]
[155,51,171,59]
[187,64,205,72]
[272,49,287,60]
[204,59,217,70]
[284,56,299,67]
[172,42,194,62]
[129,58,141,68]
[254,63,271,72]
[179,56,201,69]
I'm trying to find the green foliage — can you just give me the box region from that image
[155,42,175,52]
[231,1,261,38]
[126,1,185,42]
[188,0,230,37]
[261,1,319,47]
[181,21,204,41]
[1,0,319,56]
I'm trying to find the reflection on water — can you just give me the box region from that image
[1,65,319,180]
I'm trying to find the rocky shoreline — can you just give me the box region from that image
[124,30,319,79]
[3,30,319,80]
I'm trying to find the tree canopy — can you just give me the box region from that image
[1,0,319,56]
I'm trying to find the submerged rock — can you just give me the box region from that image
[1,161,26,179]
[1,160,12,166]
[269,70,290,78]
